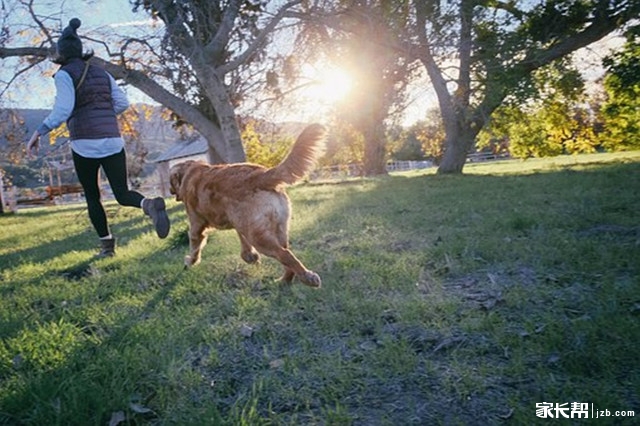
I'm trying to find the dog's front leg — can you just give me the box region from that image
[185,221,208,267]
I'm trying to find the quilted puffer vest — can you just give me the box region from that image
[60,58,121,140]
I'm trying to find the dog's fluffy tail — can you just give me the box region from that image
[261,123,326,187]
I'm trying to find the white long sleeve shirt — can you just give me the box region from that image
[38,69,129,158]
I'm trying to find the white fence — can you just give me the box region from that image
[4,160,438,210]
[386,160,434,172]
[312,160,434,180]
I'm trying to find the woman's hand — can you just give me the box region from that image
[26,130,40,157]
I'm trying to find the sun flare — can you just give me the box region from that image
[303,65,353,104]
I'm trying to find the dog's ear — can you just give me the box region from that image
[169,162,187,202]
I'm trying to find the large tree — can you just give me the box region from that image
[600,27,640,151]
[330,0,417,175]
[0,0,307,163]
[408,0,640,173]
[298,0,420,176]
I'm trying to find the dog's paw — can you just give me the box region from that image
[300,271,322,288]
[184,255,201,267]
[241,250,260,264]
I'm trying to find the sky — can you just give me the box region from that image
[0,0,625,126]
[1,0,158,107]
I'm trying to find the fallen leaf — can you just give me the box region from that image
[129,403,154,414]
[269,358,285,369]
[499,408,515,419]
[240,324,254,338]
[358,340,378,351]
[433,336,466,353]
[481,298,500,310]
[109,411,126,426]
[51,398,61,414]
[547,354,561,365]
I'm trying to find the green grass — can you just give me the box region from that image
[1,151,639,425]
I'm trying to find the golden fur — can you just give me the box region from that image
[169,123,326,287]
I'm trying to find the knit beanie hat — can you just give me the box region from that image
[57,18,83,60]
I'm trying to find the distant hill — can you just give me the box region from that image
[0,106,184,159]
[14,109,49,135]
[0,106,186,188]
[0,108,49,149]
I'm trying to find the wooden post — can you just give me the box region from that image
[0,170,5,214]
[8,186,17,212]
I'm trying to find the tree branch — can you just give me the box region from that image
[218,0,303,75]
[23,0,57,46]
[0,44,226,154]
[487,0,525,21]
[0,46,53,59]
[412,0,455,127]
[147,0,197,54]
[520,3,640,72]
[206,0,241,60]
[0,57,46,99]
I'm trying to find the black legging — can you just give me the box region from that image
[72,149,144,238]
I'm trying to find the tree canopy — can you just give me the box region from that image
[404,0,640,173]
[0,0,310,163]
[600,27,640,151]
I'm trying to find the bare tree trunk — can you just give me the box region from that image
[438,130,474,174]
[206,71,246,163]
[437,108,482,174]
[362,121,388,176]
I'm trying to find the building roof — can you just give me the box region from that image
[152,138,209,163]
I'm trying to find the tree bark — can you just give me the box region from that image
[437,126,476,174]
[202,70,246,163]
[362,120,388,176]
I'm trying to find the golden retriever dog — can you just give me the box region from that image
[169,124,326,287]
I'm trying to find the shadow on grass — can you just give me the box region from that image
[0,203,184,269]
[0,247,189,425]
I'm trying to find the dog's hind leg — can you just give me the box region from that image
[186,220,208,267]
[279,269,295,283]
[251,234,321,288]
[237,232,260,264]
[270,216,306,285]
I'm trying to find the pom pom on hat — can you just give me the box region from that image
[69,18,81,30]
[57,18,83,61]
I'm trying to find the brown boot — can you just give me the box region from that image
[142,197,170,238]
[98,237,116,257]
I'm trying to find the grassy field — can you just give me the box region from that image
[1,151,639,425]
